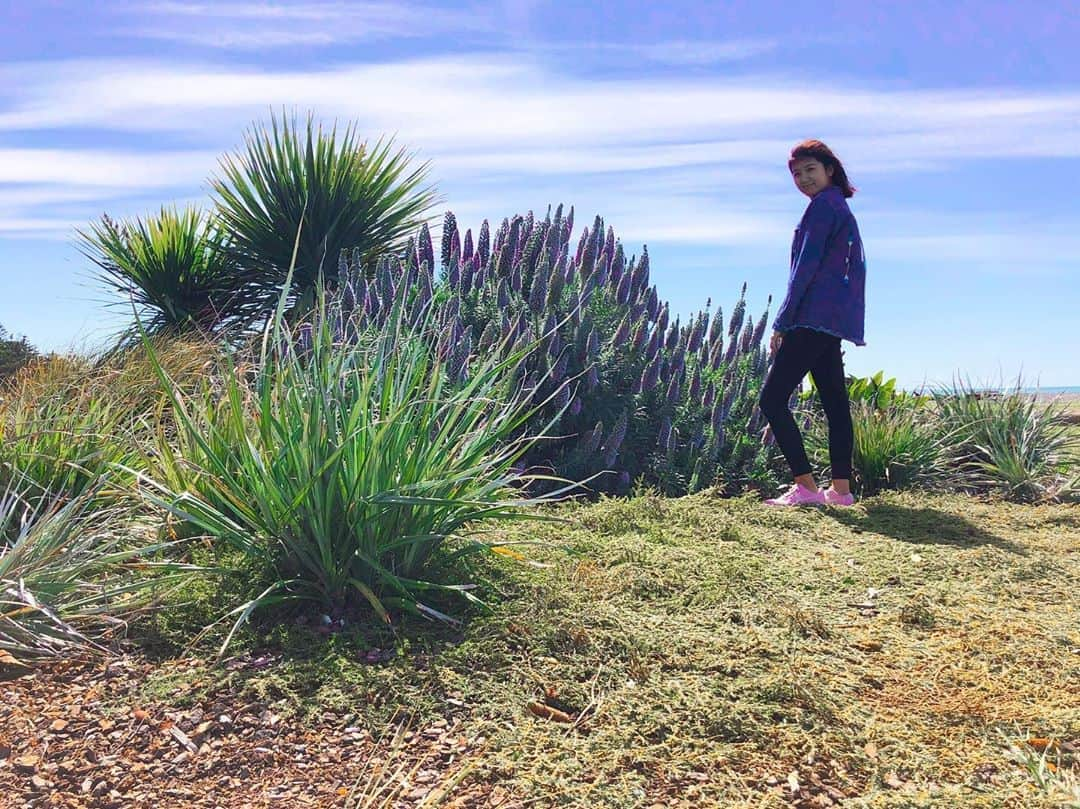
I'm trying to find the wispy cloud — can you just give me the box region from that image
[635,38,779,65]
[2,54,1079,266]
[129,1,491,48]
[2,57,1078,157]
[0,148,217,187]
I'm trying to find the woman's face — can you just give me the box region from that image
[790,158,834,198]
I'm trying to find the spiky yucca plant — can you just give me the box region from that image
[212,112,440,299]
[80,206,250,338]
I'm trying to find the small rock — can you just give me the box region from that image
[49,719,69,733]
[30,775,49,791]
[14,755,39,773]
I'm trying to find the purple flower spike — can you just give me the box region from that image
[569,396,583,417]
[554,384,571,412]
[574,227,589,268]
[665,321,680,352]
[528,270,547,312]
[609,244,625,289]
[646,286,659,321]
[463,228,474,264]
[550,351,570,384]
[440,213,456,268]
[709,307,724,345]
[688,312,706,354]
[601,410,627,466]
[419,222,435,271]
[639,356,661,392]
[583,420,604,455]
[666,374,680,405]
[739,320,753,354]
[460,261,474,294]
[658,417,673,452]
[613,313,631,346]
[615,269,633,305]
[586,365,599,391]
[728,297,746,339]
[586,328,599,360]
[478,220,491,265]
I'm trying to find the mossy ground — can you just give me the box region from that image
[116,490,1080,807]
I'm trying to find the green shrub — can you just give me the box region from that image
[799,373,945,494]
[1,482,191,663]
[0,325,38,382]
[934,379,1079,502]
[137,279,567,653]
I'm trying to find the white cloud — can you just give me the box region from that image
[0,148,217,187]
[1,54,1078,265]
[3,57,1079,157]
[635,38,779,65]
[129,1,492,48]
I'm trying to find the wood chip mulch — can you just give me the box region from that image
[0,656,514,809]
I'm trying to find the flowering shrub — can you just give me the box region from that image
[332,204,776,495]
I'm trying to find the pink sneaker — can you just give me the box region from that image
[823,488,855,507]
[764,483,825,507]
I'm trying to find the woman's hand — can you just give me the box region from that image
[769,330,784,358]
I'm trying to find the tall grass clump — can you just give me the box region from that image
[799,373,945,495]
[137,274,569,652]
[0,482,192,663]
[0,356,136,512]
[935,378,1079,502]
[0,340,217,514]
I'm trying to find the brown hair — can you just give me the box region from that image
[788,139,856,198]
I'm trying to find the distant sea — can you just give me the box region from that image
[1018,386,1080,394]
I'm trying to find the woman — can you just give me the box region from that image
[761,139,866,507]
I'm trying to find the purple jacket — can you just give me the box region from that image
[772,185,866,346]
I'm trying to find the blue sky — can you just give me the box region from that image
[1,0,1078,389]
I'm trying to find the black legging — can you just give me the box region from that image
[758,327,853,480]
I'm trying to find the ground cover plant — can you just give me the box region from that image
[3,490,1077,807]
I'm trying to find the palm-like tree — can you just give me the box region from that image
[79,206,257,339]
[212,112,441,295]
